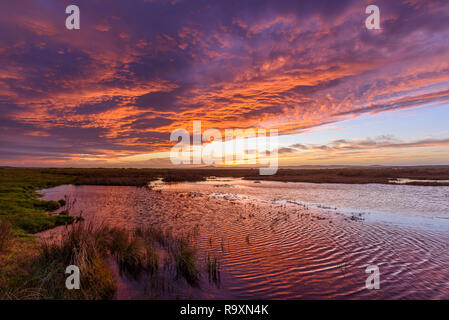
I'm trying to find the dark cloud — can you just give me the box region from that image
[129,117,174,129]
[73,98,129,115]
[0,0,448,165]
[278,147,298,154]
[135,89,183,111]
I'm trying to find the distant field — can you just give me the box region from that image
[243,167,449,185]
[41,167,449,186]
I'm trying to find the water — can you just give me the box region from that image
[157,179,449,229]
[389,178,449,184]
[40,179,449,299]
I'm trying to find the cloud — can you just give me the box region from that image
[1,0,449,165]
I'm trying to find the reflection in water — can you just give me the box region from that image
[389,178,449,184]
[40,179,449,299]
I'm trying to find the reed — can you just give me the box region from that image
[0,220,13,252]
[171,238,198,286]
[37,223,116,299]
[206,254,220,283]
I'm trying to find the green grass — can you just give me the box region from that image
[0,169,76,234]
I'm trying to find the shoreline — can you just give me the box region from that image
[4,167,449,187]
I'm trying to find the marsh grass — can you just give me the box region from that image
[0,220,13,252]
[115,237,146,279]
[135,226,170,248]
[162,175,207,183]
[1,220,204,299]
[38,223,116,299]
[21,222,199,299]
[206,254,220,284]
[0,237,43,300]
[135,226,198,285]
[171,238,198,286]
[0,169,75,233]
[145,244,159,275]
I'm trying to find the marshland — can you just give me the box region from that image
[1,167,449,299]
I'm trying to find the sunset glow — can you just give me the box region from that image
[2,0,449,304]
[1,0,448,167]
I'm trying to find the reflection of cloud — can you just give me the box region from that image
[0,0,449,165]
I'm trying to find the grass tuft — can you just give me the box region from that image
[37,223,116,299]
[206,254,220,283]
[172,238,198,286]
[0,220,13,252]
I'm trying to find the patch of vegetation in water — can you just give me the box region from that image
[0,222,201,299]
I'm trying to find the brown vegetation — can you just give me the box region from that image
[0,222,200,299]
[39,166,449,186]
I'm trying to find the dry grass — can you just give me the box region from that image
[37,223,116,299]
[36,167,449,186]
[134,226,198,285]
[206,254,220,283]
[0,222,202,300]
[245,167,449,185]
[0,220,13,252]
[171,238,198,286]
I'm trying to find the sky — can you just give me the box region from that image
[0,0,448,167]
